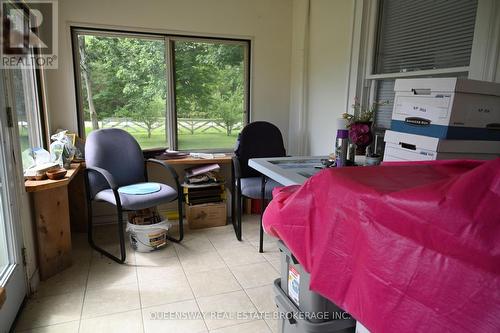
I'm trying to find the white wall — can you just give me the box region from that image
[304,0,354,155]
[24,0,293,290]
[44,0,293,145]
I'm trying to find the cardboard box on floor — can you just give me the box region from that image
[186,202,226,229]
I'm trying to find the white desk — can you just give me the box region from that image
[248,156,328,186]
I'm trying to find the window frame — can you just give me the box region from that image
[2,0,49,150]
[71,27,251,152]
[347,0,500,128]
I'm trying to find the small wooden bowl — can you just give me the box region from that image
[34,174,47,181]
[46,168,67,180]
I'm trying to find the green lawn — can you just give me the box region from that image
[85,126,238,150]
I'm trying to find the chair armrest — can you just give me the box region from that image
[146,159,182,193]
[86,165,118,191]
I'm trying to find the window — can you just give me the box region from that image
[365,0,478,128]
[3,63,44,172]
[72,29,250,151]
[2,1,47,171]
[11,68,44,159]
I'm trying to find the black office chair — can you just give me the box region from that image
[232,121,286,253]
[84,128,184,263]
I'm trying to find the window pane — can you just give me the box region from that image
[374,79,395,129]
[174,40,246,150]
[12,68,42,170]
[77,34,168,149]
[0,178,9,276]
[1,71,16,277]
[12,70,30,153]
[375,0,477,74]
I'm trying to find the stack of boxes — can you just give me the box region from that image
[383,78,500,161]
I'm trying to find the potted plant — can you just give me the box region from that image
[342,99,387,155]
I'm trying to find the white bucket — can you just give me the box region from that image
[126,220,171,252]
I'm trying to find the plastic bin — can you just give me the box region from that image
[126,220,170,252]
[274,279,356,333]
[278,240,347,323]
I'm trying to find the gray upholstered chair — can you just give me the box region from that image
[232,121,286,253]
[84,128,183,263]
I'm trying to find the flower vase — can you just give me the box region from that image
[348,121,373,155]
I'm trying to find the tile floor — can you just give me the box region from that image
[14,215,282,333]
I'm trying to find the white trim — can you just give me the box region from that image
[346,0,378,115]
[73,28,164,41]
[469,0,500,81]
[345,0,363,114]
[66,21,254,43]
[367,66,470,80]
[302,0,310,155]
[0,69,29,332]
[287,0,310,155]
[364,0,379,80]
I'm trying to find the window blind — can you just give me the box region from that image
[375,79,395,129]
[373,0,477,129]
[374,0,478,74]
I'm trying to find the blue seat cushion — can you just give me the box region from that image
[240,177,282,200]
[95,182,177,210]
[118,183,161,195]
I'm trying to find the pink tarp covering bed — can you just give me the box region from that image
[263,159,500,333]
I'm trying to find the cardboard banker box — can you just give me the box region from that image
[391,78,500,140]
[383,130,500,162]
[186,202,227,229]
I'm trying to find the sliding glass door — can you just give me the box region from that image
[0,70,28,332]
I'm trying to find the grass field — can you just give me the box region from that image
[85,126,238,150]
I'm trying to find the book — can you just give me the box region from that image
[185,164,220,178]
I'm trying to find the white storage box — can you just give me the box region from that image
[391,78,500,140]
[383,130,500,162]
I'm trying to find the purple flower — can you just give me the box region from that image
[349,122,373,146]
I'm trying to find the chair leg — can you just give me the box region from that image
[88,202,127,264]
[259,176,268,253]
[117,206,127,262]
[237,192,243,240]
[231,163,236,227]
[87,199,95,248]
[166,196,184,243]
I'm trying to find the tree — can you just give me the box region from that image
[79,36,99,130]
[216,90,243,135]
[212,65,244,135]
[80,36,166,131]
[79,35,246,141]
[135,97,164,138]
[174,41,214,120]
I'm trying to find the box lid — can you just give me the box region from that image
[394,78,500,97]
[384,130,500,154]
